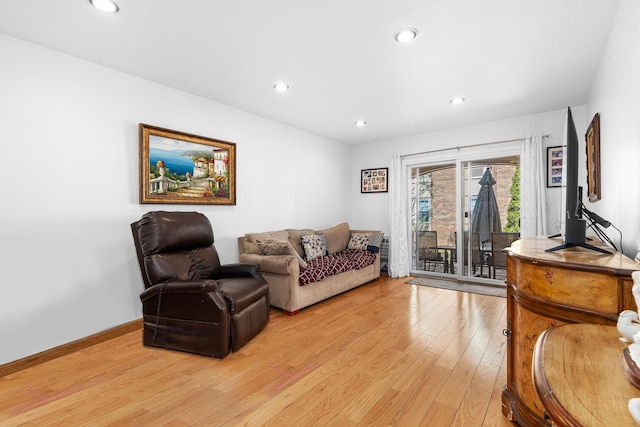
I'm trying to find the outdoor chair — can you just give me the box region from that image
[417,230,445,272]
[464,232,486,276]
[488,232,521,279]
[131,211,270,358]
[451,231,486,276]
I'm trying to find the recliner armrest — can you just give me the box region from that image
[139,279,228,322]
[140,279,218,302]
[220,263,261,278]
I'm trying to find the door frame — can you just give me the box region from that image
[405,141,521,283]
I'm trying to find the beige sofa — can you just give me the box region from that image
[238,223,381,315]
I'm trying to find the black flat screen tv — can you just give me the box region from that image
[546,107,610,254]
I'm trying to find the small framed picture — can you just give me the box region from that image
[547,146,564,188]
[361,168,388,193]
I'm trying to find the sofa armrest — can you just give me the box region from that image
[239,253,299,275]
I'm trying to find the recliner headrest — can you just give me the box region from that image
[137,211,214,255]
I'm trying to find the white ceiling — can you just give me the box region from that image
[0,0,621,145]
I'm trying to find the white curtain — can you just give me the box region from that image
[520,134,547,237]
[388,154,410,277]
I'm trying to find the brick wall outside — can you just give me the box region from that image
[427,164,517,246]
[430,167,457,245]
[492,165,518,230]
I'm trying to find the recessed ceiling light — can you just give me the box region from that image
[354,120,367,127]
[394,28,419,43]
[89,0,119,13]
[274,82,290,92]
[450,97,466,105]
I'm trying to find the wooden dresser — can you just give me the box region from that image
[501,236,639,426]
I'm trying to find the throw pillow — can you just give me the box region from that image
[243,230,289,254]
[316,222,350,254]
[256,238,307,269]
[348,232,371,250]
[256,239,291,255]
[285,228,315,258]
[367,232,384,253]
[301,234,328,261]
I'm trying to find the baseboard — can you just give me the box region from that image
[0,318,142,378]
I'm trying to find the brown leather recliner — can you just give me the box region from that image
[131,211,270,358]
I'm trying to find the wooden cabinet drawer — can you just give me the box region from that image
[508,256,619,313]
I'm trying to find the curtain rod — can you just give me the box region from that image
[400,134,549,158]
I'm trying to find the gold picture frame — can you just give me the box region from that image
[139,124,236,205]
[585,113,601,202]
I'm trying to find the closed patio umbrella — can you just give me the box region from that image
[472,168,502,245]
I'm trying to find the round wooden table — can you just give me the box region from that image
[532,323,640,426]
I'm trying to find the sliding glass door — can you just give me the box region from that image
[410,163,457,276]
[409,150,520,284]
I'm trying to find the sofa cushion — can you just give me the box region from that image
[348,232,370,250]
[256,238,307,269]
[347,248,378,269]
[285,228,315,258]
[299,251,353,285]
[301,234,328,260]
[299,249,377,285]
[316,222,350,255]
[243,230,289,254]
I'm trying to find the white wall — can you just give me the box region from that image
[4,0,639,365]
[586,0,640,258]
[351,1,640,259]
[0,34,353,365]
[351,107,590,238]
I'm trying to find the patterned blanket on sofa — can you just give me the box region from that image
[298,249,377,286]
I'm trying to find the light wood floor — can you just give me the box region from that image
[0,276,514,426]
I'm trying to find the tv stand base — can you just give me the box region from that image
[545,242,611,254]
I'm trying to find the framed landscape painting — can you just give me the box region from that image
[139,124,236,205]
